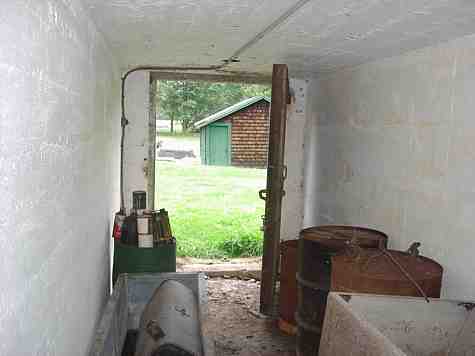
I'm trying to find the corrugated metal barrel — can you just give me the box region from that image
[331,247,443,298]
[296,225,388,356]
[278,240,298,334]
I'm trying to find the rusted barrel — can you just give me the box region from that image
[296,225,388,356]
[278,240,298,335]
[331,245,443,298]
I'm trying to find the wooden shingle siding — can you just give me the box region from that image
[198,97,270,168]
[228,100,270,168]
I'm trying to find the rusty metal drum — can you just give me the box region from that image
[278,240,298,334]
[331,246,443,298]
[296,225,389,356]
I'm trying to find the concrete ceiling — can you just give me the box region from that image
[83,0,475,77]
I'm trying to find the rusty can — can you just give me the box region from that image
[296,225,389,356]
[138,234,154,248]
[112,211,126,240]
[137,214,151,234]
[159,209,172,240]
[331,244,443,298]
[278,239,298,335]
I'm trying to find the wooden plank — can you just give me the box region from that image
[259,64,289,315]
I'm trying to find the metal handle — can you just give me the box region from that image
[406,242,421,256]
[259,189,267,201]
[344,238,363,258]
[282,165,288,180]
[379,246,430,303]
[146,320,165,340]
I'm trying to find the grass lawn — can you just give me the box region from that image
[155,161,266,258]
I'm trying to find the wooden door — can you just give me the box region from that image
[208,123,230,166]
[260,64,289,315]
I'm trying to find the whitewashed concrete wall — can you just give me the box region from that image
[280,79,308,241]
[123,71,155,212]
[305,33,475,299]
[0,1,120,355]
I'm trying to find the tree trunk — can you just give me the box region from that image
[170,115,174,133]
[182,120,189,133]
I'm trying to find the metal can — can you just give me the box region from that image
[137,215,151,234]
[138,234,154,248]
[112,212,126,240]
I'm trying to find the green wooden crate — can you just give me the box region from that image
[112,241,176,284]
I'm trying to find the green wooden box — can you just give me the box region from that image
[112,241,176,284]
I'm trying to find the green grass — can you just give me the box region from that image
[155,162,266,258]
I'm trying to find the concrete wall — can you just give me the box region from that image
[123,71,155,212]
[280,78,308,241]
[0,1,120,355]
[304,33,475,299]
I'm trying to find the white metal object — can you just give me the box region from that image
[319,293,475,356]
[90,273,210,356]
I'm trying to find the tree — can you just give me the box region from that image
[157,80,186,133]
[157,80,271,132]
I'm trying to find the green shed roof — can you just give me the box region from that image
[194,96,270,130]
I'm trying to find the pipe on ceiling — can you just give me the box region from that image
[229,0,312,61]
[118,0,312,211]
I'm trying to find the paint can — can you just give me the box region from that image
[152,211,161,243]
[138,234,154,248]
[112,211,126,240]
[137,215,151,234]
[159,209,172,240]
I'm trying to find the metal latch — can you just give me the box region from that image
[259,189,267,201]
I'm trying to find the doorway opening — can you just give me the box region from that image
[150,68,294,356]
[153,78,271,263]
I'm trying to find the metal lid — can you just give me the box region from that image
[300,225,388,249]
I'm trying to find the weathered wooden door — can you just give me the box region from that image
[260,64,289,315]
[208,123,230,166]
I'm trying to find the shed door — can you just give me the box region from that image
[208,124,230,166]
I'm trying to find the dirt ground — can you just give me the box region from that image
[204,278,295,356]
[179,257,296,356]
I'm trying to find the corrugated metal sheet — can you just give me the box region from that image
[194,96,270,129]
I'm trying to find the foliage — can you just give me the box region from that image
[157,80,271,132]
[155,160,266,258]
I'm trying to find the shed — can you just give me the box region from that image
[194,96,270,167]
